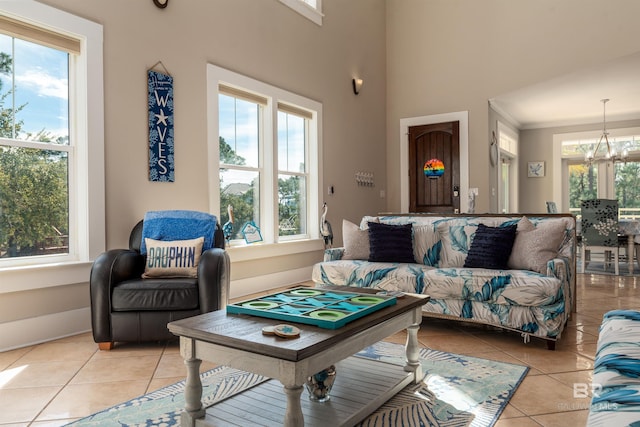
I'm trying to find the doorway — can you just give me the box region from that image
[399,111,469,213]
[408,121,460,213]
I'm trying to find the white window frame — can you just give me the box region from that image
[207,64,323,260]
[0,1,104,292]
[279,0,323,26]
[553,126,640,212]
[497,121,518,213]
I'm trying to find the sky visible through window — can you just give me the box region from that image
[0,34,69,141]
[219,94,305,185]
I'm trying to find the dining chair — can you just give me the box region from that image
[580,199,620,275]
[546,201,558,213]
[618,219,640,272]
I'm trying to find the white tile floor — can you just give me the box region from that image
[0,273,638,426]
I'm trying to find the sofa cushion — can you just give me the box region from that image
[436,219,480,267]
[368,222,415,263]
[508,216,566,274]
[463,224,517,269]
[112,278,199,311]
[311,259,435,294]
[423,268,563,306]
[413,224,442,266]
[342,219,370,260]
[143,237,204,278]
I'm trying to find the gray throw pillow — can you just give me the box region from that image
[508,216,566,274]
[342,219,370,260]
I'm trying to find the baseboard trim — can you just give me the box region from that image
[230,267,313,299]
[0,307,91,352]
[1,269,313,351]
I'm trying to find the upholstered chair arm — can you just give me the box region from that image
[323,247,345,261]
[89,249,145,342]
[197,248,231,313]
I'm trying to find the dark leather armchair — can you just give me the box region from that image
[90,220,229,350]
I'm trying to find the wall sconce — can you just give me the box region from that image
[352,78,363,95]
[153,0,169,8]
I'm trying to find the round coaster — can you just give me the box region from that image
[273,324,301,338]
[261,325,276,336]
[242,301,278,310]
[308,310,347,320]
[350,296,385,305]
[289,289,323,297]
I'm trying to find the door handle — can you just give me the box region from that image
[453,185,459,197]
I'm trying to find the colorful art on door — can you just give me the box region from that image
[148,69,174,182]
[423,158,445,178]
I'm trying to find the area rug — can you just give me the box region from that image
[66,341,528,427]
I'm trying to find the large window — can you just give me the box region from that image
[208,64,321,248]
[0,23,72,261]
[0,3,104,275]
[559,130,640,218]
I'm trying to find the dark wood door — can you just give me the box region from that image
[408,121,460,213]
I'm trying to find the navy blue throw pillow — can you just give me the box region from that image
[463,223,517,269]
[368,222,415,263]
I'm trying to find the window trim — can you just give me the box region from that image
[278,0,323,26]
[207,64,323,256]
[553,126,640,211]
[0,1,104,291]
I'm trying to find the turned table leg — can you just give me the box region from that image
[282,384,304,427]
[181,357,205,427]
[404,322,423,383]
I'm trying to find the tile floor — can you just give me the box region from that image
[0,272,638,426]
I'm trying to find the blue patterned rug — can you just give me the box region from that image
[66,341,528,427]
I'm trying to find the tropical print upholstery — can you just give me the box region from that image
[311,215,576,345]
[588,310,640,426]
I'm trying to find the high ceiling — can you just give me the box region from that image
[489,52,640,130]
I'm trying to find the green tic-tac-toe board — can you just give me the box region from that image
[226,287,397,329]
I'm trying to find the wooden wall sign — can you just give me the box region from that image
[148,66,174,182]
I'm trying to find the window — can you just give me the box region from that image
[0,2,104,277]
[557,129,640,217]
[497,121,518,213]
[279,0,323,26]
[208,64,321,250]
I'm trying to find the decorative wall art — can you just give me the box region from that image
[241,221,263,244]
[148,63,174,182]
[423,158,445,179]
[527,161,545,178]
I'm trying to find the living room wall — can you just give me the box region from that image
[385,0,640,214]
[518,118,640,213]
[1,0,387,350]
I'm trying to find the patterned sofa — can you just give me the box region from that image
[588,310,640,426]
[311,214,576,350]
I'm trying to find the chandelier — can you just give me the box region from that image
[585,99,628,165]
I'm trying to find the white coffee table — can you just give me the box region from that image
[168,286,429,427]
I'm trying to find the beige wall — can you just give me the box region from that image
[40,0,388,250]
[385,0,640,213]
[6,0,640,348]
[518,118,640,213]
[2,0,387,348]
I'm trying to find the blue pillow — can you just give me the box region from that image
[367,222,415,263]
[463,223,517,269]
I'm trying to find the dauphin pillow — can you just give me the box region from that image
[367,221,415,263]
[143,237,204,278]
[463,223,517,270]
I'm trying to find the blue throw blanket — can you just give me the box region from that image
[140,210,217,255]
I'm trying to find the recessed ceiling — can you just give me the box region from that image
[490,51,640,130]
